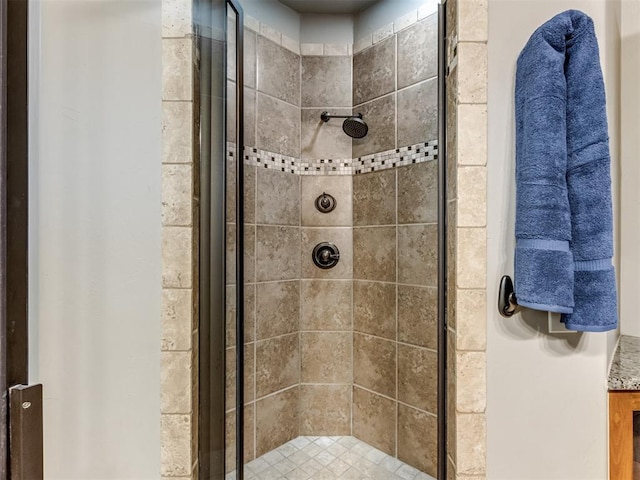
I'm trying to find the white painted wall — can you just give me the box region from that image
[300,14,354,43]
[487,1,620,478]
[354,0,429,40]
[620,0,640,338]
[240,0,301,40]
[29,1,162,478]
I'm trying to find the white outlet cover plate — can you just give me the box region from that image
[548,311,576,334]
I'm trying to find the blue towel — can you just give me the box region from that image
[515,10,617,332]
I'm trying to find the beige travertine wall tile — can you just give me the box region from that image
[300,280,352,331]
[447,201,458,331]
[352,386,396,456]
[299,385,351,436]
[448,457,457,480]
[447,329,457,464]
[301,332,352,384]
[353,168,396,226]
[301,227,353,280]
[353,34,372,55]
[225,345,255,407]
[244,87,257,149]
[457,167,487,227]
[353,226,396,282]
[161,289,192,351]
[456,289,486,351]
[458,104,487,166]
[161,352,192,413]
[446,67,458,202]
[255,387,299,457]
[446,0,457,37]
[259,24,282,47]
[353,333,396,398]
[301,176,352,227]
[353,280,396,340]
[456,351,486,413]
[398,344,437,414]
[244,14,260,33]
[398,224,438,286]
[456,228,486,289]
[301,56,352,108]
[281,34,300,55]
[397,15,437,89]
[162,101,193,164]
[301,108,353,163]
[162,227,192,288]
[397,404,437,477]
[353,36,395,105]
[256,93,301,157]
[457,42,487,104]
[255,333,299,397]
[226,156,256,225]
[256,168,300,226]
[257,36,300,106]
[162,164,193,226]
[372,23,394,44]
[398,285,437,349]
[324,43,349,56]
[352,94,397,157]
[255,281,299,340]
[162,0,191,38]
[161,5,196,480]
[255,226,299,282]
[300,43,323,56]
[243,165,257,224]
[458,0,488,42]
[225,284,256,346]
[397,79,438,147]
[456,413,486,475]
[226,224,257,284]
[397,161,438,225]
[225,405,255,472]
[161,414,191,476]
[245,30,257,89]
[162,39,193,101]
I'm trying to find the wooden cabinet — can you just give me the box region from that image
[609,391,640,479]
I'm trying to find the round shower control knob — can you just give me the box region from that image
[312,242,340,269]
[315,192,337,213]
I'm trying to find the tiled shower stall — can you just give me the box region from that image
[225,9,440,477]
[160,0,489,477]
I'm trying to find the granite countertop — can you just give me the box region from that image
[608,335,640,391]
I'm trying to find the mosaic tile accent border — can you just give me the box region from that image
[227,140,438,176]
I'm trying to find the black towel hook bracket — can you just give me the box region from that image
[498,275,519,317]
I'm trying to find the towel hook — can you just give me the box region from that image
[498,275,519,317]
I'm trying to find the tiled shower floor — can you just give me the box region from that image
[226,436,436,480]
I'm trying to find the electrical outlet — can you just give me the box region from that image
[548,311,576,333]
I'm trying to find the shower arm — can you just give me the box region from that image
[320,111,363,122]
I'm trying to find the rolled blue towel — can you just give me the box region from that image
[515,10,617,332]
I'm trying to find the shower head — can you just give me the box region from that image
[320,111,369,139]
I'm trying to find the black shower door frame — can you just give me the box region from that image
[196,0,243,477]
